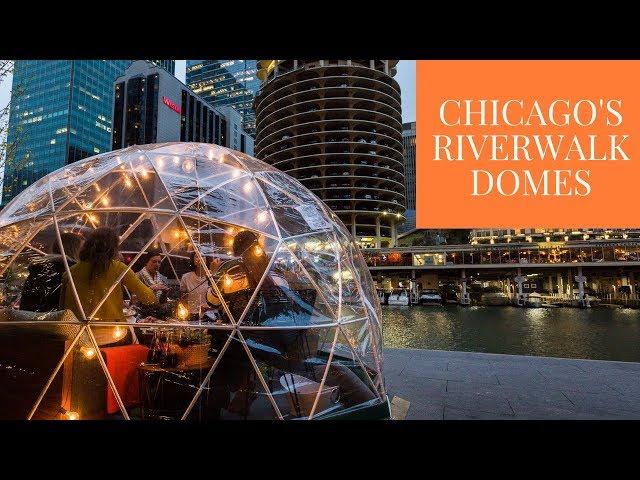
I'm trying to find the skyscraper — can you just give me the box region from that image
[254,60,405,248]
[186,60,259,136]
[1,60,174,205]
[398,121,416,232]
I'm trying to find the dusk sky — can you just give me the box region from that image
[0,60,416,125]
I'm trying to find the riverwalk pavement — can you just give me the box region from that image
[383,348,640,420]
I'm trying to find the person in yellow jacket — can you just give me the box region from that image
[60,227,156,346]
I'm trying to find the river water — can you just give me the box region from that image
[381,305,640,362]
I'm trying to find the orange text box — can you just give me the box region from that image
[416,60,640,228]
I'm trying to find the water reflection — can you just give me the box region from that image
[382,306,640,362]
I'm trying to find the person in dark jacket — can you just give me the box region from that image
[20,232,84,312]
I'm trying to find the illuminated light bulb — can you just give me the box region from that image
[564,236,569,242]
[546,236,550,242]
[232,169,241,178]
[173,229,181,239]
[623,233,628,239]
[396,213,401,219]
[182,158,195,173]
[583,234,589,240]
[226,238,233,246]
[382,211,387,216]
[88,214,99,224]
[257,211,269,223]
[101,196,110,206]
[93,184,101,192]
[80,346,96,359]
[172,156,180,166]
[156,157,165,169]
[243,181,254,193]
[254,245,263,256]
[224,275,233,287]
[112,326,125,340]
[123,176,133,188]
[227,250,233,256]
[176,302,189,320]
[226,227,235,235]
[139,168,149,179]
[207,150,215,160]
[139,155,145,161]
[490,238,495,244]
[64,411,79,420]
[604,234,610,239]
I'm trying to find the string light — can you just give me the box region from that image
[80,346,96,359]
[64,411,79,420]
[123,175,133,188]
[101,196,110,206]
[112,326,126,341]
[182,159,195,173]
[139,168,149,179]
[257,211,269,223]
[176,302,189,320]
[227,250,233,255]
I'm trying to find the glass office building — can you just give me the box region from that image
[2,60,174,205]
[186,60,259,136]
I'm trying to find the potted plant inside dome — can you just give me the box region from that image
[175,329,211,367]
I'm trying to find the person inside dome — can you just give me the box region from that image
[136,248,170,303]
[20,232,84,313]
[180,252,212,321]
[60,227,157,346]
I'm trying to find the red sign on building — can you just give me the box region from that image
[162,96,181,114]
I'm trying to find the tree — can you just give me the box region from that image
[0,60,27,205]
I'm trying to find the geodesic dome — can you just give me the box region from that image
[0,142,386,420]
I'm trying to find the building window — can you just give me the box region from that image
[112,81,125,150]
[125,76,145,147]
[144,74,159,144]
[195,101,202,142]
[180,90,187,142]
[240,134,246,153]
[188,95,195,141]
[208,110,214,144]
[214,114,220,145]
[202,108,209,143]
[220,117,227,147]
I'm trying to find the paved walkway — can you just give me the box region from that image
[383,348,640,420]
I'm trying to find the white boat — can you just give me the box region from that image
[524,292,543,308]
[387,289,411,306]
[481,291,511,306]
[419,290,443,306]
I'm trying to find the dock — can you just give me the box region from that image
[384,348,640,419]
